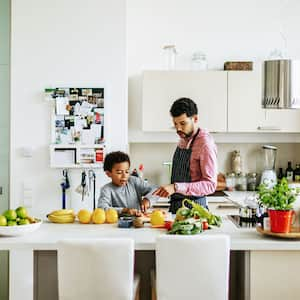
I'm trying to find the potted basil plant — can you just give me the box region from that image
[257,178,299,233]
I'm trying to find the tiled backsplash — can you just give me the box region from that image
[129,143,300,185]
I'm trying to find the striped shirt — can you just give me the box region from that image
[175,128,217,196]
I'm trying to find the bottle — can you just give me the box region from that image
[294,164,300,182]
[277,167,284,180]
[286,161,294,182]
[247,173,257,191]
[232,150,242,174]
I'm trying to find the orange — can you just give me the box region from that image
[105,208,118,224]
[77,209,92,224]
[92,208,106,224]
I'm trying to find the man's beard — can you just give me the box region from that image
[177,128,194,138]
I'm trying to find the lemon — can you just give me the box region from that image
[150,210,165,226]
[0,215,7,226]
[105,208,118,224]
[77,209,92,224]
[92,208,106,224]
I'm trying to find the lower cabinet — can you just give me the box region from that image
[34,251,58,300]
[250,251,300,300]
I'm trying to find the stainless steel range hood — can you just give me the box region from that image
[263,59,300,109]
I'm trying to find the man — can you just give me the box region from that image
[153,98,217,213]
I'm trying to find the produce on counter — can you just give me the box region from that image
[133,217,144,228]
[176,199,222,227]
[0,206,39,226]
[168,218,203,235]
[105,208,118,223]
[91,208,106,224]
[47,209,76,224]
[150,210,165,226]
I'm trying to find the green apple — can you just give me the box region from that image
[18,219,30,225]
[16,206,28,219]
[3,209,17,221]
[0,215,7,226]
[7,220,17,226]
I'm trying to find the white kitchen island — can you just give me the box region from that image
[1,217,300,300]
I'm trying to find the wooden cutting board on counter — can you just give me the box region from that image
[256,226,300,239]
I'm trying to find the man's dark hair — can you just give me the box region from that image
[103,151,130,172]
[170,97,198,117]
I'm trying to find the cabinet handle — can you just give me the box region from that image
[217,205,239,209]
[257,126,281,131]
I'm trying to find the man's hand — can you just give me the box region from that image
[152,184,175,198]
[140,198,150,213]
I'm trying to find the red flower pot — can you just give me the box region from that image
[268,209,294,233]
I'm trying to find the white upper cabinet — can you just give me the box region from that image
[265,109,300,132]
[227,69,268,132]
[142,71,227,132]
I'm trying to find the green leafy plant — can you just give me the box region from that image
[258,178,299,210]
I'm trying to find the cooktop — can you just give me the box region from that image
[228,215,257,228]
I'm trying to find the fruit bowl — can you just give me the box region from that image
[0,219,42,237]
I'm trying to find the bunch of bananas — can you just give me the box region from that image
[47,209,75,224]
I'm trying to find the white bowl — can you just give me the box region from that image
[0,220,42,237]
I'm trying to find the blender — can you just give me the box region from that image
[260,145,277,189]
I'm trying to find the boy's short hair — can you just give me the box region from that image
[103,151,130,172]
[170,97,198,117]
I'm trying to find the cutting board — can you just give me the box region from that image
[256,225,300,239]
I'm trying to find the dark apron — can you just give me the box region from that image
[169,128,207,214]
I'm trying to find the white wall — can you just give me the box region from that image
[10,0,127,216]
[127,0,300,142]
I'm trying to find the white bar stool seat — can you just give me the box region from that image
[155,234,230,300]
[57,238,140,300]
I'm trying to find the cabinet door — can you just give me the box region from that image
[228,70,267,132]
[265,109,300,132]
[142,71,227,132]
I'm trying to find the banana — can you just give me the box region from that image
[47,214,75,224]
[49,209,74,217]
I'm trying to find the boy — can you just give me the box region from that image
[97,151,157,216]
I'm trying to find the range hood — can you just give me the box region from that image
[263,59,300,109]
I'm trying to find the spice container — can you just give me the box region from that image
[191,51,207,70]
[225,173,236,191]
[247,172,257,191]
[235,173,247,191]
[163,45,177,70]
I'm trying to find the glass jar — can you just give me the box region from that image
[235,173,247,191]
[191,51,207,70]
[225,173,236,191]
[163,45,177,70]
[247,172,257,191]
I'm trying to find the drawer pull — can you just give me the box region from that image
[217,205,239,209]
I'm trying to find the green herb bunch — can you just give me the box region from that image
[258,178,300,210]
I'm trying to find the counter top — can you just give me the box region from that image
[1,217,300,251]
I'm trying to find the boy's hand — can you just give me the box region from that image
[121,208,142,216]
[152,184,175,198]
[140,198,150,213]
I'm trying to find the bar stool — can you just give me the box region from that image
[57,238,140,300]
[154,234,230,300]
